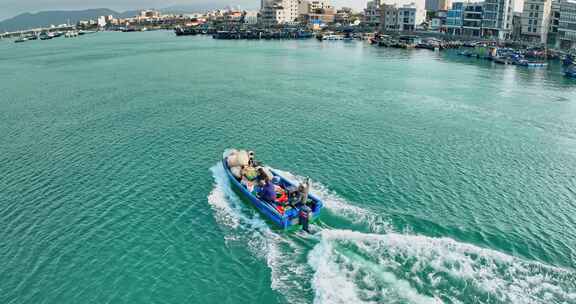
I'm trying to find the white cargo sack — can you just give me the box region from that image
[228,150,249,167]
[230,166,242,179]
[227,153,239,168]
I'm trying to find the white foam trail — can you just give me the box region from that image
[210,163,576,304]
[208,163,315,302]
[272,169,392,233]
[308,229,576,304]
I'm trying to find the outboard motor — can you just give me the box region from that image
[299,205,311,233]
[299,177,312,233]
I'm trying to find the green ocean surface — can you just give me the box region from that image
[1,31,575,304]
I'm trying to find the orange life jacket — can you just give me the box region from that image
[275,186,288,203]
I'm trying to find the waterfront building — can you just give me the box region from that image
[298,0,336,25]
[511,11,523,40]
[444,0,513,39]
[140,10,161,18]
[365,0,383,27]
[334,7,354,24]
[557,0,576,49]
[381,3,426,31]
[364,0,425,29]
[445,2,464,35]
[260,0,300,25]
[463,2,484,37]
[549,0,561,44]
[430,17,443,29]
[244,11,259,24]
[482,0,514,39]
[304,0,333,10]
[426,0,453,11]
[521,0,552,43]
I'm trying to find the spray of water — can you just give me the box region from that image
[208,162,576,304]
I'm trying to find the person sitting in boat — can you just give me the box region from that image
[289,183,308,206]
[256,167,272,183]
[272,176,288,203]
[271,176,288,214]
[242,165,258,181]
[248,151,255,166]
[258,177,276,203]
[239,165,258,192]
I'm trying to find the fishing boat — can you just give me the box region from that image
[322,34,344,41]
[510,55,548,67]
[222,150,323,232]
[14,36,28,43]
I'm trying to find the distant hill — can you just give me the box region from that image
[0,8,121,32]
[160,2,258,14]
[0,4,261,32]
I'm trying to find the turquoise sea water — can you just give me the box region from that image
[1,31,576,304]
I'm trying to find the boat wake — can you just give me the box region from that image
[208,163,576,304]
[309,229,576,304]
[209,163,316,302]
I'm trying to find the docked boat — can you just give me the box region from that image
[39,32,54,40]
[513,59,548,67]
[319,34,343,41]
[510,55,548,67]
[223,150,323,231]
[493,56,510,65]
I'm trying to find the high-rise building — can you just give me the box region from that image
[557,0,576,48]
[549,0,561,44]
[444,0,513,39]
[482,0,514,39]
[445,2,464,35]
[521,0,552,43]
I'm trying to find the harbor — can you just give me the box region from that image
[2,0,576,303]
[2,30,576,304]
[5,16,575,79]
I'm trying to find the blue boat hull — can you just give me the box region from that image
[222,157,323,230]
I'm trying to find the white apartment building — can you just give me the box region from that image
[299,0,333,14]
[261,0,300,24]
[381,3,426,31]
[244,11,259,24]
[365,0,426,28]
[521,0,552,43]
